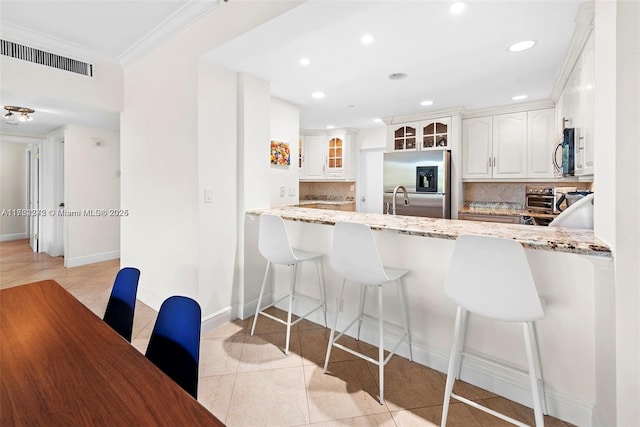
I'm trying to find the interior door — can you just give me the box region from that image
[357,148,384,213]
[27,146,40,252]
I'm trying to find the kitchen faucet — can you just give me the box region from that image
[390,185,410,215]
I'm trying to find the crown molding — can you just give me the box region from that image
[0,0,221,66]
[0,21,114,64]
[461,99,555,119]
[119,0,221,66]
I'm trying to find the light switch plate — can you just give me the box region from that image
[204,188,214,203]
[280,186,285,197]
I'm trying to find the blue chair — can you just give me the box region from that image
[145,296,201,399]
[103,267,141,342]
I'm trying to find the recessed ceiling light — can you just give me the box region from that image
[299,57,310,66]
[312,91,325,99]
[508,40,536,52]
[361,34,375,45]
[420,100,434,106]
[326,125,335,130]
[373,118,383,123]
[389,73,408,81]
[449,1,467,15]
[512,95,528,101]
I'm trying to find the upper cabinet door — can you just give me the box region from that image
[389,123,418,151]
[575,32,594,176]
[304,135,326,179]
[527,108,556,179]
[327,136,345,178]
[492,112,527,178]
[462,117,493,179]
[420,118,451,150]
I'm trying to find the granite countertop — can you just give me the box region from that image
[246,206,612,258]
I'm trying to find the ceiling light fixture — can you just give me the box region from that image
[389,73,408,81]
[508,40,536,52]
[312,91,325,99]
[361,34,375,45]
[512,95,528,101]
[326,125,335,130]
[449,1,467,15]
[299,57,311,66]
[373,118,383,123]
[420,100,434,106]
[3,106,34,123]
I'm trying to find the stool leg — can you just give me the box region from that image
[324,279,346,373]
[316,258,328,328]
[397,278,413,361]
[455,308,468,380]
[377,284,385,405]
[524,322,545,427]
[285,264,298,356]
[357,285,367,340]
[251,261,271,336]
[528,321,548,415]
[442,306,465,427]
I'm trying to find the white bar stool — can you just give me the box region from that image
[441,234,547,427]
[251,214,327,355]
[323,221,412,405]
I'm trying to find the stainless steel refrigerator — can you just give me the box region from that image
[383,149,451,218]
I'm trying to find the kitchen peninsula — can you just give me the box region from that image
[244,207,611,426]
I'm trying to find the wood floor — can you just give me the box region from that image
[0,239,574,427]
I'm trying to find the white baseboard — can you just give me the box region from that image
[0,232,27,242]
[65,250,120,268]
[240,296,594,427]
[202,305,239,332]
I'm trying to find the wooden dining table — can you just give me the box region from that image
[0,280,225,426]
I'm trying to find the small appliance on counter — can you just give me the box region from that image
[382,149,451,218]
[553,128,575,176]
[523,185,577,226]
[555,190,594,212]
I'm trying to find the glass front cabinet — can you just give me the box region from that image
[388,117,451,151]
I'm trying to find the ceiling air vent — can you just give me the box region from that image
[1,39,93,77]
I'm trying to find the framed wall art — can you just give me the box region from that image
[270,140,290,167]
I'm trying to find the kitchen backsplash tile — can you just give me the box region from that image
[464,182,593,206]
[299,181,356,201]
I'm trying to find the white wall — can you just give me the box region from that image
[0,54,123,114]
[121,1,301,312]
[593,1,640,425]
[63,125,120,267]
[197,62,240,319]
[357,126,386,149]
[0,140,27,239]
[270,97,300,207]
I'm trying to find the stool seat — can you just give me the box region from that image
[441,234,547,427]
[323,222,413,405]
[251,214,327,355]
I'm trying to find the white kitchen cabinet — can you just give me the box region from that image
[388,117,451,151]
[527,108,557,178]
[463,110,555,180]
[420,118,451,150]
[462,112,527,179]
[303,134,326,179]
[462,116,493,178]
[492,112,528,178]
[555,30,594,177]
[388,122,419,151]
[300,129,356,180]
[574,32,594,176]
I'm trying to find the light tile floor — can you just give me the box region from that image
[0,239,573,427]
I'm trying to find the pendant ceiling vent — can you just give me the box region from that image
[1,39,93,77]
